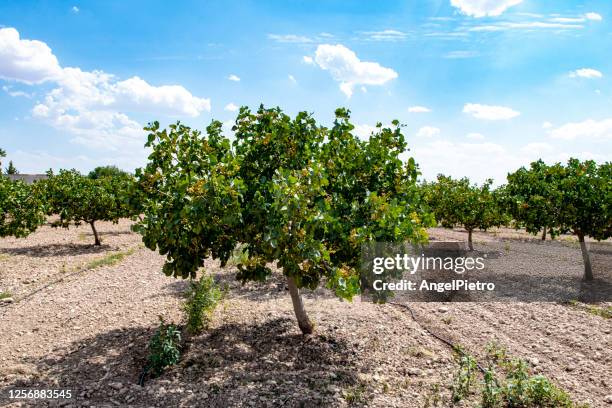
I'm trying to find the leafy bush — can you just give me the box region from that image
[147,317,182,376]
[450,342,588,407]
[451,347,478,402]
[184,275,223,334]
[0,177,46,238]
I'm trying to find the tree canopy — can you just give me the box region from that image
[42,169,132,245]
[0,176,46,238]
[135,106,433,333]
[425,175,507,250]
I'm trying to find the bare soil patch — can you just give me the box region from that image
[0,223,610,407]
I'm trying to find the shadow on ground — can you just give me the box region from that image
[0,318,367,407]
[0,243,111,258]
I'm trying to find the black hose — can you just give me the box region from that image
[389,301,486,374]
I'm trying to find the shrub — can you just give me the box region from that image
[147,317,182,376]
[184,274,223,335]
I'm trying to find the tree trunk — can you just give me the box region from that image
[287,276,314,334]
[467,229,474,251]
[578,233,593,281]
[90,221,101,246]
[541,227,547,241]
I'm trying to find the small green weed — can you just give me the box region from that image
[568,300,611,319]
[147,316,182,376]
[342,383,367,405]
[0,291,12,300]
[184,274,223,335]
[451,346,478,402]
[447,342,590,408]
[85,248,136,269]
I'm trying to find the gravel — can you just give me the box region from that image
[0,222,609,407]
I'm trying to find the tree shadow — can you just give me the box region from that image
[0,243,111,258]
[210,269,338,304]
[0,318,369,407]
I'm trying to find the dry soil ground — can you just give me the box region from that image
[0,222,610,407]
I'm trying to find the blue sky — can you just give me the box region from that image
[1,0,610,183]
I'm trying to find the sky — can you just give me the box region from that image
[0,0,611,184]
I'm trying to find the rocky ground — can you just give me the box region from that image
[0,222,610,407]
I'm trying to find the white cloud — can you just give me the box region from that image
[0,27,62,84]
[113,76,210,116]
[585,12,602,21]
[569,68,603,79]
[444,50,479,59]
[450,0,523,18]
[468,21,583,31]
[548,118,612,141]
[303,56,314,64]
[466,132,485,140]
[71,6,79,13]
[312,44,398,97]
[353,124,378,140]
[227,74,240,82]
[416,126,440,138]
[408,105,431,113]
[2,85,32,98]
[267,34,313,44]
[463,103,520,120]
[360,30,408,41]
[413,140,520,184]
[520,142,553,155]
[224,102,239,112]
[288,74,297,83]
[2,28,211,152]
[542,121,553,129]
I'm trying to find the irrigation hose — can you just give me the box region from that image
[388,301,486,374]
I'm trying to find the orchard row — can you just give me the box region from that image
[1,106,610,333]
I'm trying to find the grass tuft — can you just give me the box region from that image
[84,248,136,270]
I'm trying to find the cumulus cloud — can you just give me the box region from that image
[352,124,378,140]
[466,132,485,140]
[569,68,603,79]
[113,77,210,116]
[415,126,440,138]
[227,74,240,82]
[585,12,602,21]
[450,0,523,18]
[1,27,211,151]
[0,27,62,84]
[542,121,553,129]
[548,118,612,140]
[302,56,314,64]
[408,105,431,113]
[311,44,398,97]
[463,103,520,120]
[224,102,239,112]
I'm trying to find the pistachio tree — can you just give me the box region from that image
[426,175,507,251]
[42,169,132,245]
[506,160,561,240]
[135,106,432,334]
[0,176,46,238]
[553,159,611,281]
